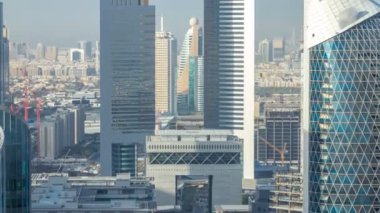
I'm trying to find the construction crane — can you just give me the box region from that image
[260,137,288,166]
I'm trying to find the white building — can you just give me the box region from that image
[100,0,155,176]
[203,0,255,187]
[146,130,243,206]
[31,173,156,212]
[69,48,85,63]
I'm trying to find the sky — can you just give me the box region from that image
[2,0,303,48]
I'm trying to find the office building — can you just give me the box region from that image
[0,5,9,106]
[78,40,92,61]
[146,130,242,206]
[1,25,9,105]
[303,0,380,212]
[31,173,156,212]
[69,48,85,62]
[155,17,177,114]
[177,17,204,115]
[256,105,300,167]
[100,0,155,176]
[95,40,100,75]
[204,0,255,185]
[272,38,285,62]
[258,39,272,63]
[35,43,46,60]
[73,107,85,144]
[45,46,58,61]
[0,110,31,213]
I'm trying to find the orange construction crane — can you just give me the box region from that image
[260,137,288,166]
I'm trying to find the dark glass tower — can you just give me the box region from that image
[305,1,380,212]
[0,110,31,213]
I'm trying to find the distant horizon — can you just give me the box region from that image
[3,0,302,48]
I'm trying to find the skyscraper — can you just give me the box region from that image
[100,0,155,176]
[155,17,177,115]
[272,37,285,62]
[78,40,92,61]
[304,0,380,212]
[258,39,272,64]
[0,3,8,106]
[0,110,31,213]
[204,0,255,185]
[35,43,46,60]
[177,17,204,115]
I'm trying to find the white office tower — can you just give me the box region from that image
[155,17,177,115]
[100,0,155,176]
[95,41,100,75]
[146,130,242,206]
[204,0,255,187]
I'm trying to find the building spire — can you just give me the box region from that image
[160,15,164,32]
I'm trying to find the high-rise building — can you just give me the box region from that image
[100,0,155,176]
[0,110,31,213]
[95,41,100,75]
[258,39,272,63]
[78,40,92,61]
[146,130,242,206]
[35,43,46,60]
[177,17,204,115]
[45,46,58,61]
[204,0,255,185]
[272,37,285,62]
[155,17,177,115]
[303,0,380,212]
[0,4,9,106]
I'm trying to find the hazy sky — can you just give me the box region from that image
[2,0,303,47]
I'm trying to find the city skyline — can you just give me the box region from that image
[2,0,303,47]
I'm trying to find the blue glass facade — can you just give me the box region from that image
[0,110,31,213]
[309,15,380,212]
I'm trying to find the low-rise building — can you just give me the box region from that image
[146,130,242,206]
[31,173,156,212]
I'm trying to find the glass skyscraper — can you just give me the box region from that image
[100,0,155,176]
[0,110,31,213]
[304,0,380,212]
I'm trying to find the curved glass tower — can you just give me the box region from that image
[0,110,31,213]
[304,0,380,212]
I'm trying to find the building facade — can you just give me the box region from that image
[146,130,242,206]
[155,19,177,115]
[0,110,31,213]
[204,0,255,185]
[0,4,9,106]
[256,105,300,167]
[303,0,380,212]
[100,0,155,176]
